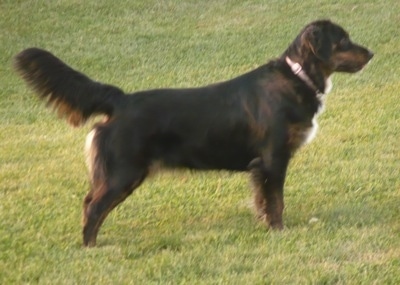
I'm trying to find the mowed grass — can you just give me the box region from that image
[1,0,399,284]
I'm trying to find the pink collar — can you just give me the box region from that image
[285,56,323,96]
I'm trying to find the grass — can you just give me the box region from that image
[1,0,399,284]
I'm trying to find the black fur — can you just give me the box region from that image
[14,20,373,247]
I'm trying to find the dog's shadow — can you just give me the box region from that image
[95,205,257,252]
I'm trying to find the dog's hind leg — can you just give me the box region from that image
[249,153,290,230]
[82,166,147,247]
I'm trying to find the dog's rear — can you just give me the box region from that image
[14,48,125,126]
[14,48,133,246]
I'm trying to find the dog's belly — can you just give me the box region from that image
[168,149,255,171]
[194,150,255,171]
[155,140,256,172]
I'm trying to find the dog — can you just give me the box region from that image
[14,20,373,247]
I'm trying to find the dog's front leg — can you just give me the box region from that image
[249,152,290,230]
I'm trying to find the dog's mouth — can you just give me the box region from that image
[336,64,366,73]
[359,51,374,71]
[335,49,374,73]
[357,58,374,72]
[337,59,373,73]
[354,63,369,73]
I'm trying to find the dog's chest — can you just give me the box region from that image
[288,88,332,152]
[287,119,316,151]
[287,99,325,151]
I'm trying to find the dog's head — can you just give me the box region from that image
[285,20,374,75]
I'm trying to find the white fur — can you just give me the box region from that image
[85,129,97,177]
[324,76,333,95]
[304,76,332,145]
[304,116,319,145]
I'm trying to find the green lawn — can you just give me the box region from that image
[1,0,399,284]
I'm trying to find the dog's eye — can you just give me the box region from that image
[339,38,351,50]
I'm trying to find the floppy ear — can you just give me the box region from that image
[302,25,332,61]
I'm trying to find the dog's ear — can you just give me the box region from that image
[302,25,332,61]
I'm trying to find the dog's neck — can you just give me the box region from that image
[285,57,331,97]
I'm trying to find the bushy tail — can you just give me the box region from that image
[14,48,125,126]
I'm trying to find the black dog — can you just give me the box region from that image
[14,20,373,247]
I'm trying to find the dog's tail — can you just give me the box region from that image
[13,48,125,127]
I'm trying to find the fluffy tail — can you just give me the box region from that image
[14,48,125,126]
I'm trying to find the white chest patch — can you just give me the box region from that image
[304,116,319,145]
[304,76,332,145]
[324,76,333,95]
